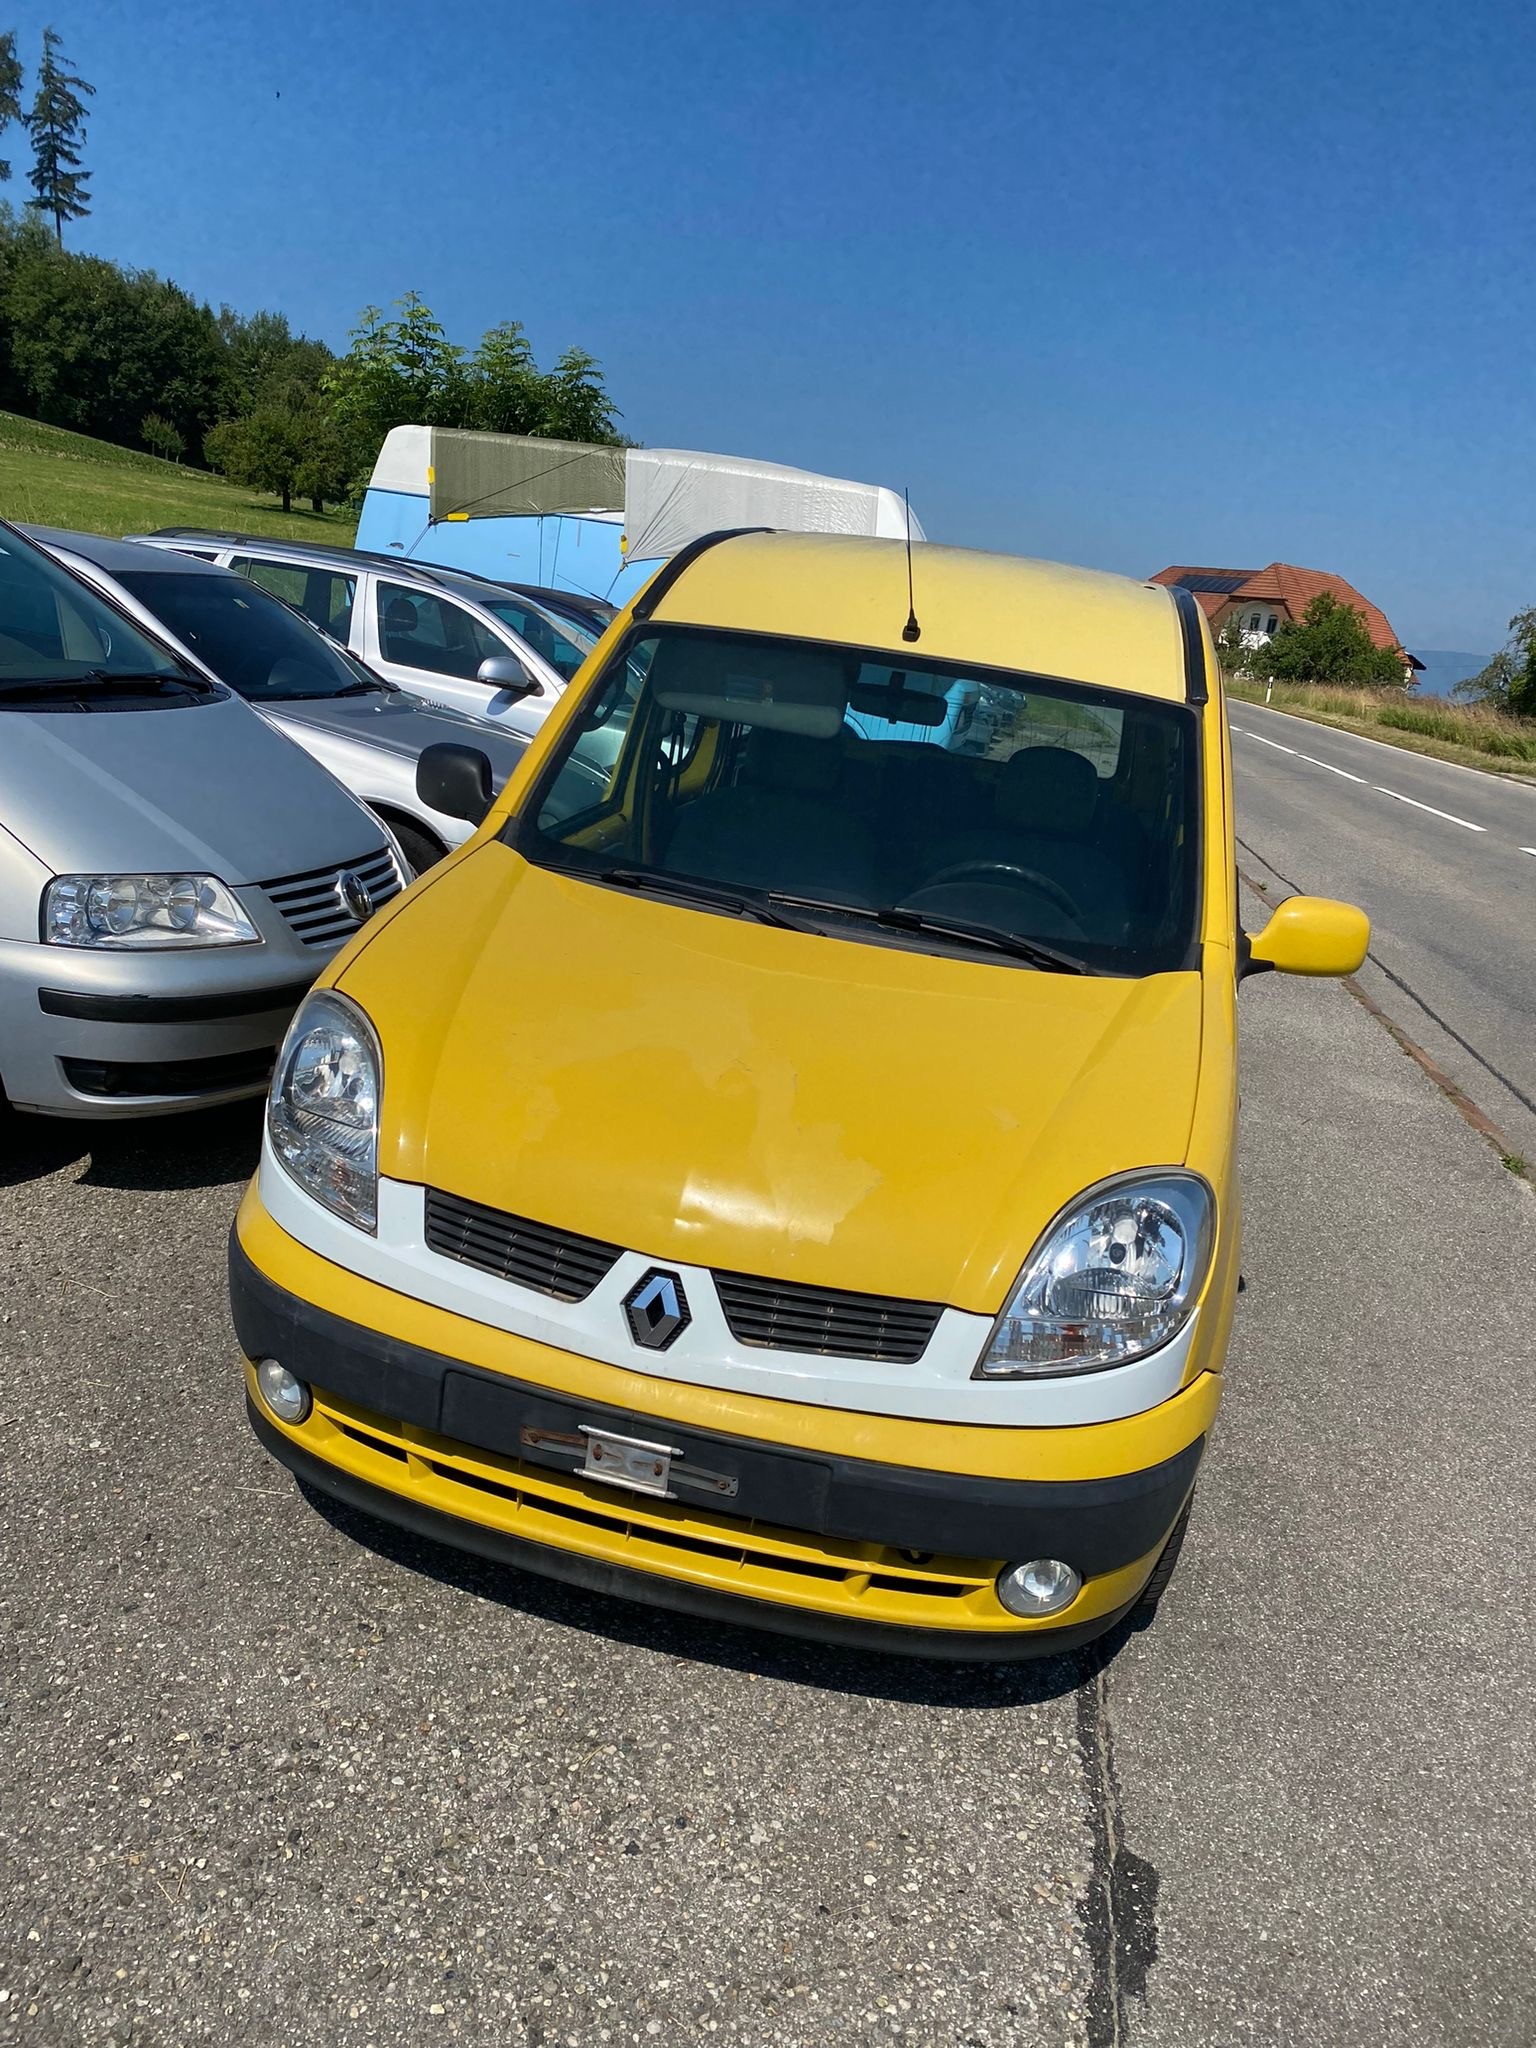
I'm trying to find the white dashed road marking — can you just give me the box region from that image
[1232,726,1491,835]
[1237,729,1297,755]
[1522,848,1536,859]
[1368,786,1485,831]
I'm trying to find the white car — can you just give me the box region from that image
[126,530,605,743]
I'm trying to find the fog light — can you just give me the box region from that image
[997,1558,1082,1618]
[255,1357,310,1425]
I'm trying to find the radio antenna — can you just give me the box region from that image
[901,487,921,642]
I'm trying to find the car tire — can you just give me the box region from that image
[388,821,446,878]
[1133,1487,1196,1620]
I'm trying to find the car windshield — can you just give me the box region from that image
[514,627,1201,977]
[0,533,188,685]
[115,569,383,701]
[479,591,595,683]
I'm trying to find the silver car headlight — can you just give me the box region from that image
[44,873,258,947]
[975,1172,1214,1379]
[268,990,381,1232]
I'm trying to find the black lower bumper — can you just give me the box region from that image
[233,1230,1203,1572]
[248,1398,1142,1662]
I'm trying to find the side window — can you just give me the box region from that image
[232,558,355,642]
[233,557,306,609]
[376,582,504,681]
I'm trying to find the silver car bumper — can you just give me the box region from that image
[1,905,324,1120]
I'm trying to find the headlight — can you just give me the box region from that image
[267,990,381,1232]
[975,1172,1214,1379]
[44,873,258,948]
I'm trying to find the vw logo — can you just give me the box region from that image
[623,1268,691,1351]
[337,869,374,923]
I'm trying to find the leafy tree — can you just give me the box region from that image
[216,306,331,415]
[25,26,93,245]
[536,344,621,443]
[1254,590,1407,688]
[0,31,23,182]
[1455,609,1536,718]
[140,411,183,462]
[292,406,353,513]
[1,227,231,450]
[463,319,543,434]
[205,395,354,514]
[323,292,467,443]
[204,407,303,512]
[389,290,465,415]
[324,294,624,474]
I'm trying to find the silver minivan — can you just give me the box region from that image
[0,522,405,1119]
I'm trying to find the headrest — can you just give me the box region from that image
[651,632,847,737]
[744,727,842,797]
[998,747,1098,834]
[384,595,418,631]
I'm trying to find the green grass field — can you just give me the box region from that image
[0,411,357,545]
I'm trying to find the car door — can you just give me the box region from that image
[361,578,555,736]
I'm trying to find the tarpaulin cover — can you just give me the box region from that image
[427,431,626,521]
[623,448,923,563]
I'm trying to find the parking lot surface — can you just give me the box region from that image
[3,913,1533,2047]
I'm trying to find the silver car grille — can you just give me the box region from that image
[259,844,404,947]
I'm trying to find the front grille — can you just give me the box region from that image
[260,844,403,947]
[424,1188,623,1303]
[713,1270,943,1364]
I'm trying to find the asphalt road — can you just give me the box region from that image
[1231,700,1536,1160]
[2,840,1534,2044]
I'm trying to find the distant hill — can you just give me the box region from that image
[1410,650,1491,699]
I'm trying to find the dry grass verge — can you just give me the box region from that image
[1227,678,1536,777]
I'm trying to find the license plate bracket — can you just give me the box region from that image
[579,1425,680,1499]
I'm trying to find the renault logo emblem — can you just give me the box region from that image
[337,869,374,923]
[623,1268,691,1351]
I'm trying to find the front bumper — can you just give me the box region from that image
[232,1219,1215,1661]
[0,934,319,1118]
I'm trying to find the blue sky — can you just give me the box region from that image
[8,0,1533,649]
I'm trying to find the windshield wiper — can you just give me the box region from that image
[0,668,202,701]
[869,906,1089,974]
[760,890,1086,972]
[557,862,810,931]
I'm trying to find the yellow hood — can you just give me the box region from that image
[341,845,1204,1314]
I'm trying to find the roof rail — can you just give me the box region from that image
[146,528,525,591]
[141,529,615,619]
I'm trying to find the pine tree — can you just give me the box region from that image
[0,31,23,181]
[26,26,94,245]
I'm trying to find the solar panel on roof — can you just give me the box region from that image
[1175,572,1248,594]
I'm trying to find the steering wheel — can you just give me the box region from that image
[918,859,1084,923]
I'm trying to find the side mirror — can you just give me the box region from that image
[1244,894,1370,978]
[476,653,541,701]
[417,742,494,825]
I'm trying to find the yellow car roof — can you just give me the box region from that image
[645,532,1194,704]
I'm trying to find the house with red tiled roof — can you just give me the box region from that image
[1148,563,1421,677]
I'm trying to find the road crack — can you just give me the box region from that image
[1077,1657,1159,2047]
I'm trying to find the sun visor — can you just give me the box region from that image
[650,634,848,737]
